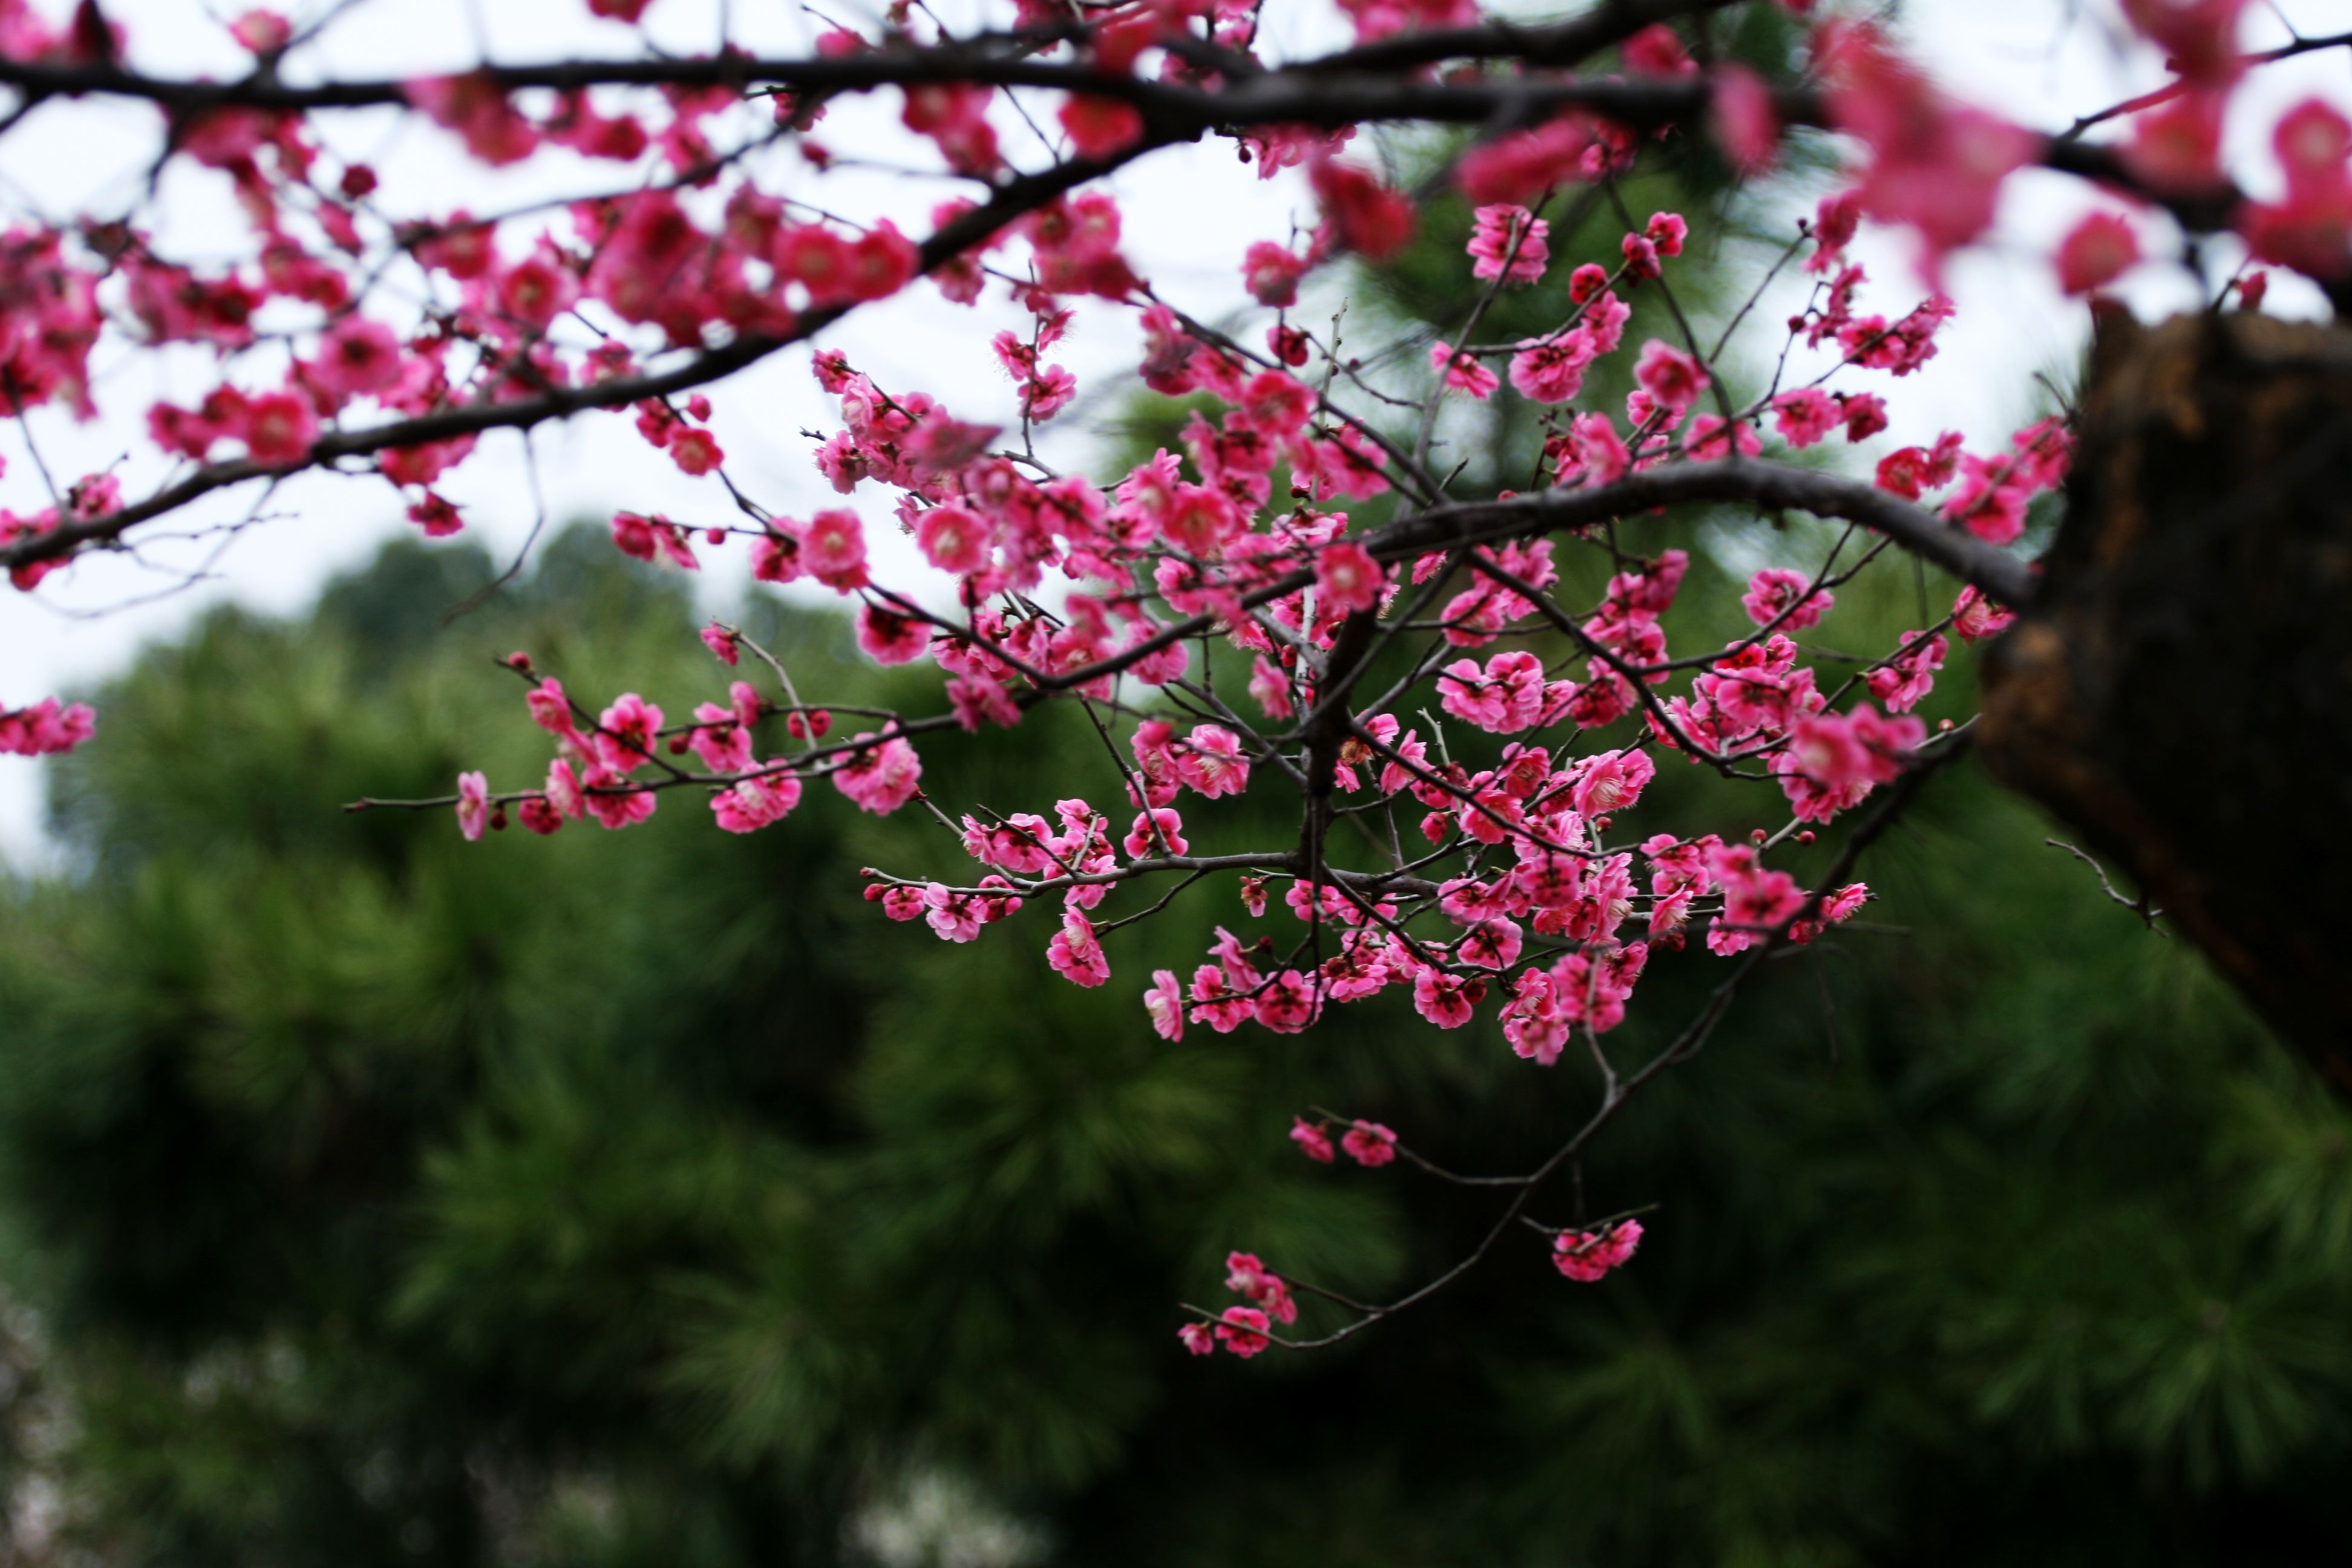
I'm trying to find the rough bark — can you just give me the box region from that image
[1980,309,2352,1087]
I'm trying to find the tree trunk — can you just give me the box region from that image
[1979,309,2352,1088]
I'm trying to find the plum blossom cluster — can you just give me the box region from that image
[1551,1218,1643,1282]
[0,0,2332,1353]
[412,166,1973,1334]
[1284,1115,1396,1165]
[439,645,914,844]
[0,697,92,757]
[1178,1252,1299,1357]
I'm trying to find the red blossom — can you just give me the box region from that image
[1308,155,1416,260]
[2057,211,2141,295]
[1060,94,1145,160]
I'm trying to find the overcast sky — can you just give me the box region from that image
[0,0,2341,867]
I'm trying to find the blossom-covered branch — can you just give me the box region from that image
[1,0,2341,1356]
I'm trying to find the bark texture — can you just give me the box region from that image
[1980,309,2352,1087]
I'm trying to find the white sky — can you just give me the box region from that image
[0,0,2342,867]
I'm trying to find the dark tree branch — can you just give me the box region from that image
[1369,460,2037,605]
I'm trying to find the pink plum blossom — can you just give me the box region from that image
[1340,1120,1397,1166]
[832,734,923,814]
[1552,1219,1642,1282]
[1632,339,1708,416]
[1047,909,1111,987]
[712,773,802,833]
[455,771,489,841]
[1145,969,1186,1040]
[1466,203,1549,284]
[1290,1118,1336,1163]
[1742,567,1834,630]
[1315,540,1384,616]
[1175,725,1251,798]
[1214,1305,1272,1356]
[1430,341,1499,399]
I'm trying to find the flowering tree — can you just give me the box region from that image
[1,0,2346,1352]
